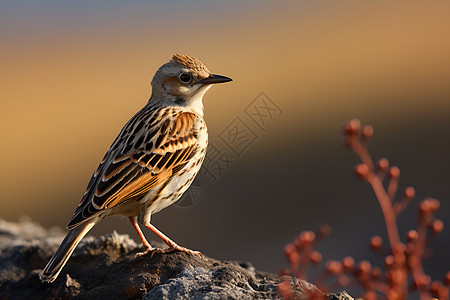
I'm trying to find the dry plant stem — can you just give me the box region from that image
[351,139,374,170]
[350,138,410,298]
[366,173,401,248]
[377,168,387,181]
[393,198,410,216]
[351,140,400,247]
[298,244,312,279]
[350,130,436,300]
[387,176,399,202]
[279,120,447,300]
[365,171,408,298]
[290,258,300,278]
[411,212,432,299]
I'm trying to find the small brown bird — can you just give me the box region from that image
[39,54,232,283]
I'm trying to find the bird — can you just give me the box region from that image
[39,54,232,283]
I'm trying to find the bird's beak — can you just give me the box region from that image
[200,74,233,84]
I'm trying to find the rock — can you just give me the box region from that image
[0,218,354,299]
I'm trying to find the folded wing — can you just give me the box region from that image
[67,109,199,229]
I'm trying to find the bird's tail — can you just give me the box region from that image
[39,220,95,283]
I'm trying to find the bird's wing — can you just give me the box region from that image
[67,109,200,229]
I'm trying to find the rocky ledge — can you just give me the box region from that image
[0,218,353,299]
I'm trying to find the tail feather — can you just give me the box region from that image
[39,221,95,283]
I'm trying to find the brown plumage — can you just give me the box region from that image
[171,54,211,75]
[39,54,232,283]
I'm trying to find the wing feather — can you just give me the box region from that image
[67,109,201,229]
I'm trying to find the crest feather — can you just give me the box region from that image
[171,54,210,76]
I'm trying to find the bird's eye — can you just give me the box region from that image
[179,73,192,83]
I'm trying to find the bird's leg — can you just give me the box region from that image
[144,223,202,257]
[128,217,155,257]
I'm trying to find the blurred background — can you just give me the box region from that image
[1,0,449,291]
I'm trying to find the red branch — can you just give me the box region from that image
[278,119,449,300]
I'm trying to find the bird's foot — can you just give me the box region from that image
[134,246,156,259]
[151,244,203,258]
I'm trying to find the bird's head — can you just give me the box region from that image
[149,54,232,114]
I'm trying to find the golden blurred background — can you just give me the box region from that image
[1,0,449,286]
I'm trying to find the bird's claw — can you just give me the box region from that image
[135,244,203,258]
[151,245,203,258]
[135,245,202,259]
[134,246,156,259]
